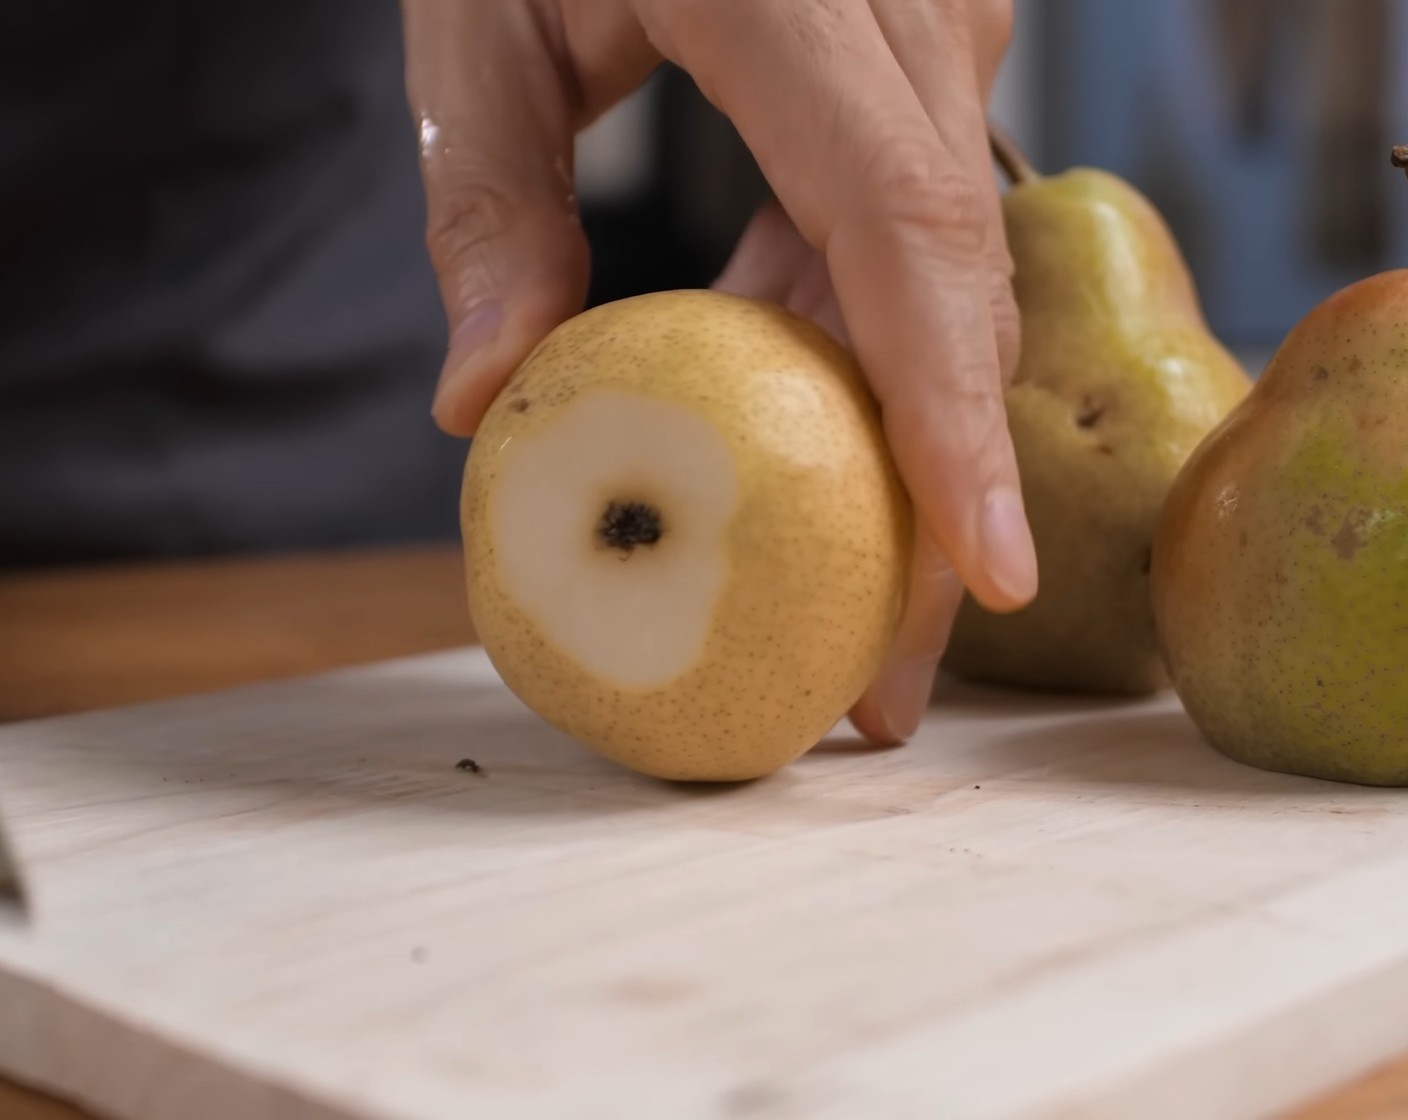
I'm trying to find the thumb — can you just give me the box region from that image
[402,2,590,437]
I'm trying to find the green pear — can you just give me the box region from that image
[1152,251,1408,786]
[940,128,1251,696]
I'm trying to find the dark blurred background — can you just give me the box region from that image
[3,0,1406,570]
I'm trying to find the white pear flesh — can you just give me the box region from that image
[461,289,913,782]
[492,389,737,689]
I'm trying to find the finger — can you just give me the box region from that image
[870,0,1021,385]
[716,199,850,345]
[401,0,590,437]
[783,254,849,344]
[643,0,1037,612]
[849,532,965,744]
[840,0,1024,737]
[712,197,813,303]
[721,199,970,743]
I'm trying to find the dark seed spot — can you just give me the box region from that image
[598,500,663,555]
[1312,365,1330,383]
[509,398,531,413]
[1331,509,1369,561]
[1096,443,1114,455]
[1075,396,1106,428]
[456,758,482,774]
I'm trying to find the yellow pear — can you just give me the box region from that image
[460,289,912,782]
[940,128,1252,695]
[1152,257,1408,786]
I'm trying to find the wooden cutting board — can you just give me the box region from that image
[2,647,1407,1120]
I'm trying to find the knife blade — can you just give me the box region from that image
[0,818,28,923]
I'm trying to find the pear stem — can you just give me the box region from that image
[1392,145,1408,177]
[989,122,1040,186]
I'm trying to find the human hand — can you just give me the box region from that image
[401,0,1038,745]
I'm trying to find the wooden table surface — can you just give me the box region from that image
[0,543,1402,1119]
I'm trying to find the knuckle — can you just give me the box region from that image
[424,176,517,278]
[953,378,1009,430]
[945,382,1008,434]
[886,381,1007,466]
[864,142,989,260]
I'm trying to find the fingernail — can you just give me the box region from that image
[869,658,940,744]
[980,486,1039,604]
[434,302,503,410]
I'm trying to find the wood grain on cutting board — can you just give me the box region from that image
[2,647,1408,1120]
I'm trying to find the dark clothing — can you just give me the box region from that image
[0,2,464,567]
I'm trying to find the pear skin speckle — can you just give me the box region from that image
[460,290,913,782]
[1152,269,1408,786]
